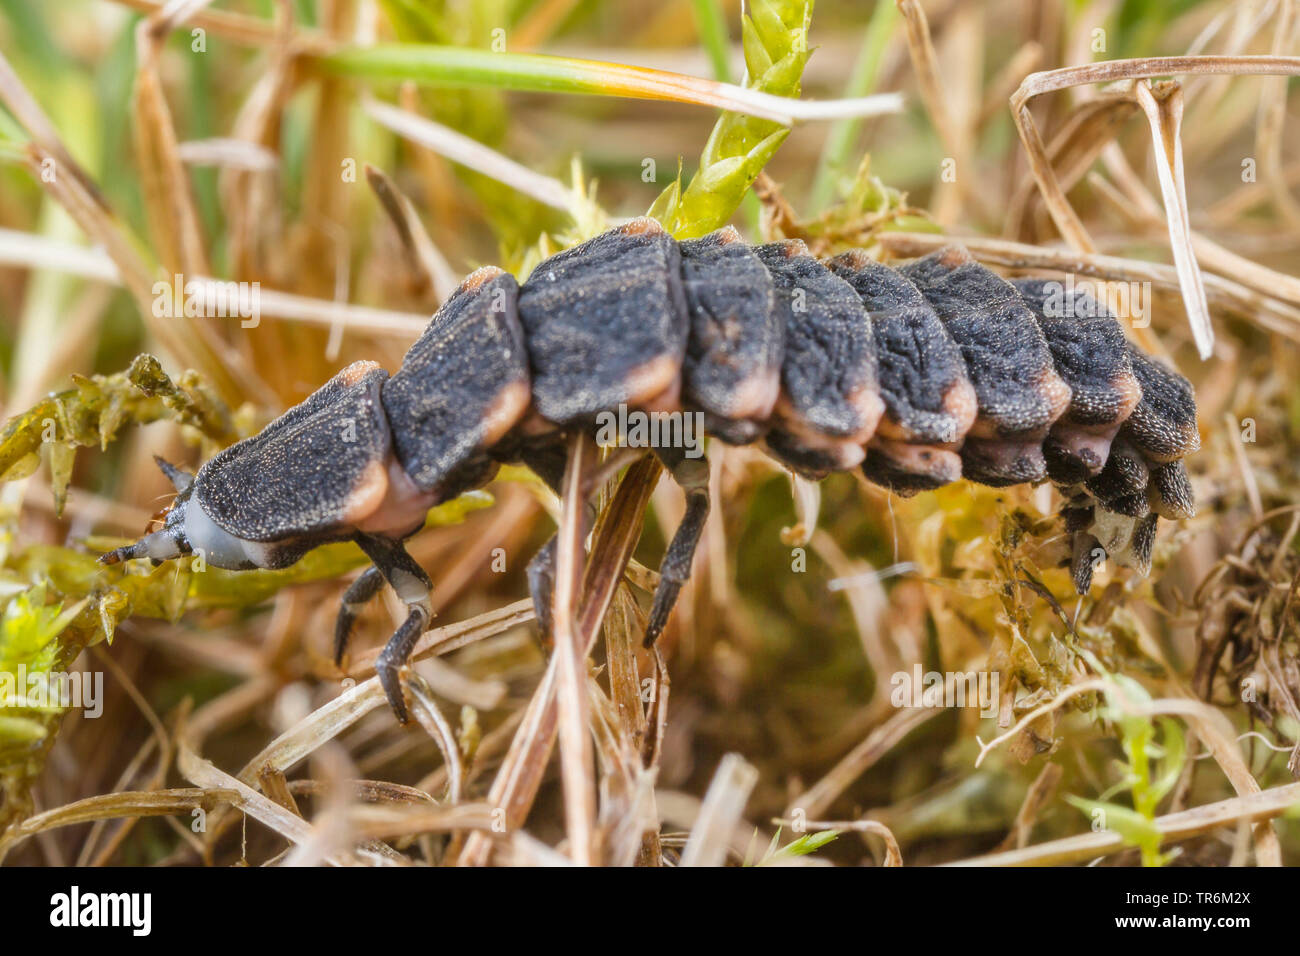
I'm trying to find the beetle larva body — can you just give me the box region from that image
[102,218,1200,721]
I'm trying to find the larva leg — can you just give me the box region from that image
[644,447,711,648]
[517,438,594,641]
[526,537,558,638]
[354,534,433,723]
[333,565,385,666]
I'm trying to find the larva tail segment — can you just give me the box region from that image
[826,248,976,496]
[897,248,1071,487]
[1056,349,1199,594]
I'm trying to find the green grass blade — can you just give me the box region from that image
[690,0,734,84]
[318,44,799,123]
[809,0,898,211]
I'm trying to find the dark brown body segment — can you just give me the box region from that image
[901,248,1070,486]
[382,267,532,498]
[678,227,782,445]
[827,249,975,494]
[1012,278,1142,484]
[517,218,688,425]
[1120,347,1201,463]
[756,239,883,476]
[195,361,391,542]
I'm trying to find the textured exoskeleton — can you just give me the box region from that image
[102,219,1200,722]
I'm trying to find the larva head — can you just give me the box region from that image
[99,456,194,566]
[99,456,264,570]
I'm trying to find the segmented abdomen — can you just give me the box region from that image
[386,217,1200,594]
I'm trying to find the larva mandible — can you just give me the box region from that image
[101,217,1200,722]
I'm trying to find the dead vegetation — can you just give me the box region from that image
[0,0,1298,867]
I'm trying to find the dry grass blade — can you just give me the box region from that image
[997,762,1064,851]
[1008,55,1300,355]
[406,674,465,804]
[176,137,278,171]
[587,672,658,866]
[18,145,250,402]
[0,45,259,404]
[363,97,576,212]
[412,656,506,711]
[813,530,901,698]
[344,802,496,841]
[1097,143,1300,309]
[875,232,1300,342]
[364,163,460,302]
[148,0,221,36]
[1012,55,1300,103]
[0,789,237,860]
[552,433,598,864]
[233,599,533,798]
[0,51,106,208]
[0,228,119,283]
[1134,81,1213,359]
[679,753,758,867]
[978,42,1042,129]
[497,831,579,866]
[131,20,211,278]
[602,587,661,866]
[785,707,937,820]
[1010,99,1096,253]
[349,598,536,674]
[1161,695,1283,866]
[110,0,328,49]
[457,455,662,866]
[947,782,1300,867]
[237,681,387,786]
[895,0,971,217]
[1256,0,1300,228]
[179,742,376,865]
[1003,91,1138,241]
[0,229,431,338]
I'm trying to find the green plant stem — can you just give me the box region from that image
[809,0,897,211]
[691,0,734,84]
